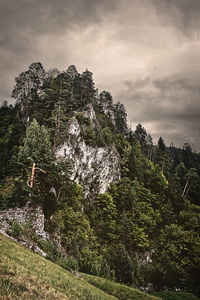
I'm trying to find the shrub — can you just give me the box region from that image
[76,112,91,126]
[58,255,79,271]
[38,239,59,261]
[6,220,24,240]
[6,220,35,242]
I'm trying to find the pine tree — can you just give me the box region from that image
[11,62,45,125]
[113,101,128,136]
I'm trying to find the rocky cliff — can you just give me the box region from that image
[56,104,121,198]
[0,203,47,240]
[9,62,124,200]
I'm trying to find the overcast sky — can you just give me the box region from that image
[1,0,200,151]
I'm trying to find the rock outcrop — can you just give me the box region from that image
[0,203,47,240]
[56,105,121,198]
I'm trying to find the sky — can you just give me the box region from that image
[1,0,200,152]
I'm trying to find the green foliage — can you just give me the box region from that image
[100,127,113,145]
[39,239,60,260]
[76,111,116,147]
[98,91,114,116]
[79,246,113,279]
[0,102,25,179]
[85,273,161,300]
[18,118,53,166]
[133,124,153,157]
[0,234,118,300]
[6,220,34,242]
[93,193,117,242]
[0,177,15,209]
[2,63,200,297]
[11,62,46,125]
[42,74,71,147]
[144,161,168,196]
[109,243,135,285]
[14,119,54,208]
[109,178,157,251]
[61,207,93,258]
[58,255,79,271]
[81,69,95,104]
[8,118,73,214]
[6,220,25,240]
[151,221,200,294]
[76,112,91,126]
[113,101,128,136]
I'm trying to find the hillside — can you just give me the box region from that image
[0,62,200,297]
[0,233,160,300]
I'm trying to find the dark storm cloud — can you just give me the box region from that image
[0,0,109,55]
[0,0,200,151]
[123,75,200,120]
[0,0,117,36]
[122,74,200,151]
[153,77,200,94]
[0,0,117,100]
[153,0,200,36]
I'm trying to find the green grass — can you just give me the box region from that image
[0,233,115,299]
[151,291,200,300]
[1,233,198,300]
[83,274,160,300]
[0,233,161,300]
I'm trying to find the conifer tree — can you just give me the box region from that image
[113,101,128,136]
[16,119,71,214]
[11,62,45,125]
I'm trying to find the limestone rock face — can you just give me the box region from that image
[56,105,121,198]
[0,204,47,240]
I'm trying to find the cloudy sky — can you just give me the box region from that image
[1,0,200,151]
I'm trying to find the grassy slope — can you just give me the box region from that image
[84,274,159,300]
[0,233,160,300]
[151,292,200,300]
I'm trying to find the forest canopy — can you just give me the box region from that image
[0,63,200,298]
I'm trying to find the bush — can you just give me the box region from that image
[79,246,113,279]
[38,239,59,261]
[38,239,79,271]
[58,255,79,271]
[6,220,35,242]
[0,177,15,209]
[6,220,24,239]
[110,244,135,286]
[76,112,91,126]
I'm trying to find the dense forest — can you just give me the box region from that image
[0,62,200,297]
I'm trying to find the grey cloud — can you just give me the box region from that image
[153,0,200,17]
[153,77,193,92]
[0,0,200,151]
[0,0,117,35]
[152,0,200,37]
[120,74,200,150]
[153,118,200,151]
[124,74,200,107]
[0,0,116,60]
[124,77,151,90]
[0,0,117,101]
